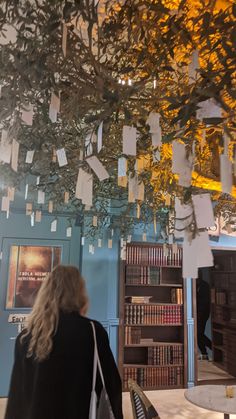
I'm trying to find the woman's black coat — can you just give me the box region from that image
[5,312,123,419]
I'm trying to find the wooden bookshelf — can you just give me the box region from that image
[119,242,187,391]
[211,250,236,377]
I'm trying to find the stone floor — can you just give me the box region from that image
[198,360,235,381]
[1,390,236,419]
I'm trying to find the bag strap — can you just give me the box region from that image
[90,321,105,389]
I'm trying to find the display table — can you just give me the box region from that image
[185,385,236,419]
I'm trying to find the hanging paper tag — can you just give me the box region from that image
[92,216,98,227]
[25,184,29,200]
[1,196,10,212]
[98,238,102,248]
[26,150,35,164]
[36,176,40,185]
[8,187,15,202]
[123,125,137,156]
[127,235,132,243]
[49,106,57,123]
[151,128,162,147]
[111,229,114,237]
[56,148,68,167]
[52,148,57,162]
[51,92,60,112]
[37,190,45,204]
[79,150,84,161]
[75,169,93,206]
[108,239,113,249]
[64,191,69,203]
[137,203,140,219]
[31,212,35,227]
[35,210,42,222]
[146,112,160,134]
[220,154,232,194]
[165,194,171,206]
[66,226,72,237]
[26,203,33,215]
[118,157,127,177]
[62,22,67,57]
[172,243,178,255]
[168,234,174,245]
[48,200,53,213]
[81,237,85,246]
[51,219,57,232]
[142,232,147,242]
[153,214,157,234]
[97,121,103,153]
[86,156,109,181]
[163,243,168,257]
[21,104,33,126]
[0,130,11,163]
[11,139,19,172]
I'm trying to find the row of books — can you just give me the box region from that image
[125,326,142,344]
[147,345,183,366]
[126,245,182,266]
[123,366,183,389]
[211,290,227,305]
[171,288,183,304]
[124,304,183,325]
[126,266,160,285]
[125,296,153,304]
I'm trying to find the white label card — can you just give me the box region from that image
[62,22,67,57]
[192,193,215,229]
[11,139,19,172]
[146,112,160,133]
[1,196,10,212]
[92,216,98,227]
[98,239,102,248]
[86,156,109,181]
[8,187,15,202]
[151,128,162,147]
[51,92,60,112]
[75,169,93,206]
[35,210,42,222]
[108,239,113,249]
[49,105,57,123]
[220,154,232,194]
[26,203,32,215]
[51,219,57,232]
[37,190,45,204]
[66,227,72,237]
[97,121,103,153]
[118,157,127,177]
[56,148,68,167]
[64,191,69,203]
[25,184,29,200]
[48,200,53,213]
[122,125,137,156]
[0,130,11,163]
[25,150,35,164]
[21,104,33,126]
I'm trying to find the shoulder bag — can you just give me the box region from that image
[89,321,115,419]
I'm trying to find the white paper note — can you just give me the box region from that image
[36,176,40,185]
[26,203,32,215]
[1,196,10,212]
[142,232,147,242]
[64,191,69,203]
[108,239,113,249]
[86,156,109,181]
[51,219,57,232]
[192,193,215,229]
[31,212,35,227]
[118,157,127,177]
[151,128,162,147]
[49,105,57,123]
[56,148,68,167]
[25,184,29,200]
[35,210,42,222]
[220,154,232,194]
[196,99,222,121]
[183,230,213,278]
[92,215,98,227]
[172,141,186,174]
[188,50,199,81]
[11,139,19,172]
[75,169,93,206]
[62,22,67,57]
[146,112,160,133]
[25,150,35,164]
[174,197,193,238]
[51,92,60,112]
[66,226,72,237]
[98,238,102,248]
[97,121,103,153]
[0,130,11,163]
[81,237,85,246]
[153,150,160,162]
[122,125,137,156]
[21,104,33,126]
[37,190,45,204]
[48,200,53,213]
[178,165,192,187]
[8,187,15,201]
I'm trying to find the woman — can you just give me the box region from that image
[5,265,123,419]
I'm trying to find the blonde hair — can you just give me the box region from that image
[22,265,88,361]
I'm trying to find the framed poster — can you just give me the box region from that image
[6,245,61,309]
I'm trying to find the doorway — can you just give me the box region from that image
[195,250,236,385]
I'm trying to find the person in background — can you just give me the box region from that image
[5,265,123,419]
[196,271,212,360]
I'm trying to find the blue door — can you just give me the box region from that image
[0,238,70,396]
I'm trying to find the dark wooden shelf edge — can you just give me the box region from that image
[125,283,183,287]
[125,264,182,268]
[125,342,183,347]
[125,324,183,327]
[123,384,184,392]
[124,364,184,368]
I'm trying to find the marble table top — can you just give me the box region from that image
[185,385,236,415]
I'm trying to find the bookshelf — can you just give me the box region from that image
[211,250,236,377]
[119,242,187,391]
